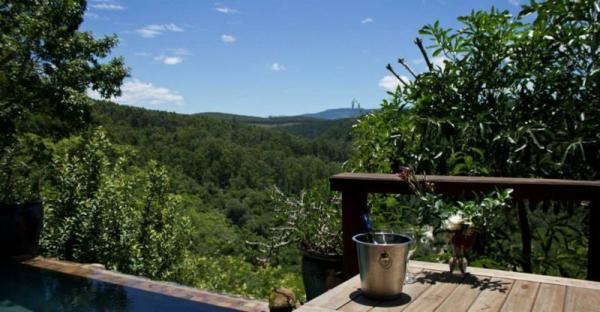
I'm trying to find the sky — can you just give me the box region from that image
[84,0,523,117]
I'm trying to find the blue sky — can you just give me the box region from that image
[84,0,522,117]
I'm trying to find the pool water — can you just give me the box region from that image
[0,262,236,312]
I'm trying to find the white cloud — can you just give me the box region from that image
[271,63,286,71]
[90,3,125,10]
[155,55,183,65]
[508,0,520,6]
[361,17,374,24]
[84,12,100,19]
[221,34,236,43]
[89,78,184,106]
[378,75,409,92]
[431,56,448,69]
[215,6,239,14]
[136,24,184,38]
[412,56,448,69]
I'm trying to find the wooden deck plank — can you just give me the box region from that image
[436,274,493,312]
[333,268,427,312]
[297,261,600,312]
[337,267,425,312]
[369,270,432,312]
[409,261,600,290]
[296,307,339,312]
[467,278,514,312]
[402,271,464,312]
[338,295,380,312]
[564,286,600,312]
[531,283,566,312]
[499,280,540,312]
[303,275,362,310]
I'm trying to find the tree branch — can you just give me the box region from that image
[398,58,418,79]
[414,37,433,71]
[385,63,408,88]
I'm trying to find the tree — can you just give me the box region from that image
[0,0,128,149]
[351,0,599,180]
[41,129,191,280]
[349,0,598,278]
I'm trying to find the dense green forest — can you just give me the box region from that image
[88,101,355,297]
[92,101,352,193]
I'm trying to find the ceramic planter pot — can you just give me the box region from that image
[301,250,343,301]
[0,201,43,259]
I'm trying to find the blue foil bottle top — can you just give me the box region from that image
[361,213,373,233]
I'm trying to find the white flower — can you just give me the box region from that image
[422,225,435,242]
[443,213,464,232]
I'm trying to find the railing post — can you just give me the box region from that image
[587,200,600,281]
[517,200,532,273]
[341,190,367,279]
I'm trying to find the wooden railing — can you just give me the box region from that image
[329,172,600,281]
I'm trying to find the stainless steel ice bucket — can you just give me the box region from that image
[353,232,412,299]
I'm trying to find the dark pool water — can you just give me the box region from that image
[0,262,237,312]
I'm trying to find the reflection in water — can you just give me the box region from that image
[0,262,235,312]
[1,262,129,311]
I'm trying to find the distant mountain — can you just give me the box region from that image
[303,108,373,120]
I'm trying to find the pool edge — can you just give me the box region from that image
[21,257,268,312]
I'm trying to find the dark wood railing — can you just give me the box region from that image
[330,172,600,281]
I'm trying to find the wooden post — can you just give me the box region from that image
[341,190,367,279]
[587,200,600,281]
[517,200,532,273]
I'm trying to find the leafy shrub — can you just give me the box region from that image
[41,128,191,281]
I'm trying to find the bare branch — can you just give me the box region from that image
[385,63,409,88]
[414,37,433,71]
[398,58,418,79]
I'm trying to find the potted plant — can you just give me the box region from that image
[247,182,343,301]
[0,136,47,260]
[401,169,513,273]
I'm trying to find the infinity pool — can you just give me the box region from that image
[0,262,239,312]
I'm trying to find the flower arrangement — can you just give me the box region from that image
[399,167,513,273]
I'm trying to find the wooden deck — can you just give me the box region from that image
[297,261,600,312]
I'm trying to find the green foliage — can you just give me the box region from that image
[0,0,128,149]
[79,103,353,298]
[92,102,347,195]
[247,181,343,264]
[351,0,599,179]
[0,134,52,203]
[2,0,350,301]
[179,255,304,301]
[41,129,191,281]
[414,185,514,236]
[350,0,598,278]
[187,209,240,256]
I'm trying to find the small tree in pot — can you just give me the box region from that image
[247,181,343,301]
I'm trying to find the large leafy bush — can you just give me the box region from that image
[351,0,599,179]
[41,129,191,281]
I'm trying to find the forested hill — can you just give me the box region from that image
[193,111,357,139]
[91,101,353,195]
[303,108,373,120]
